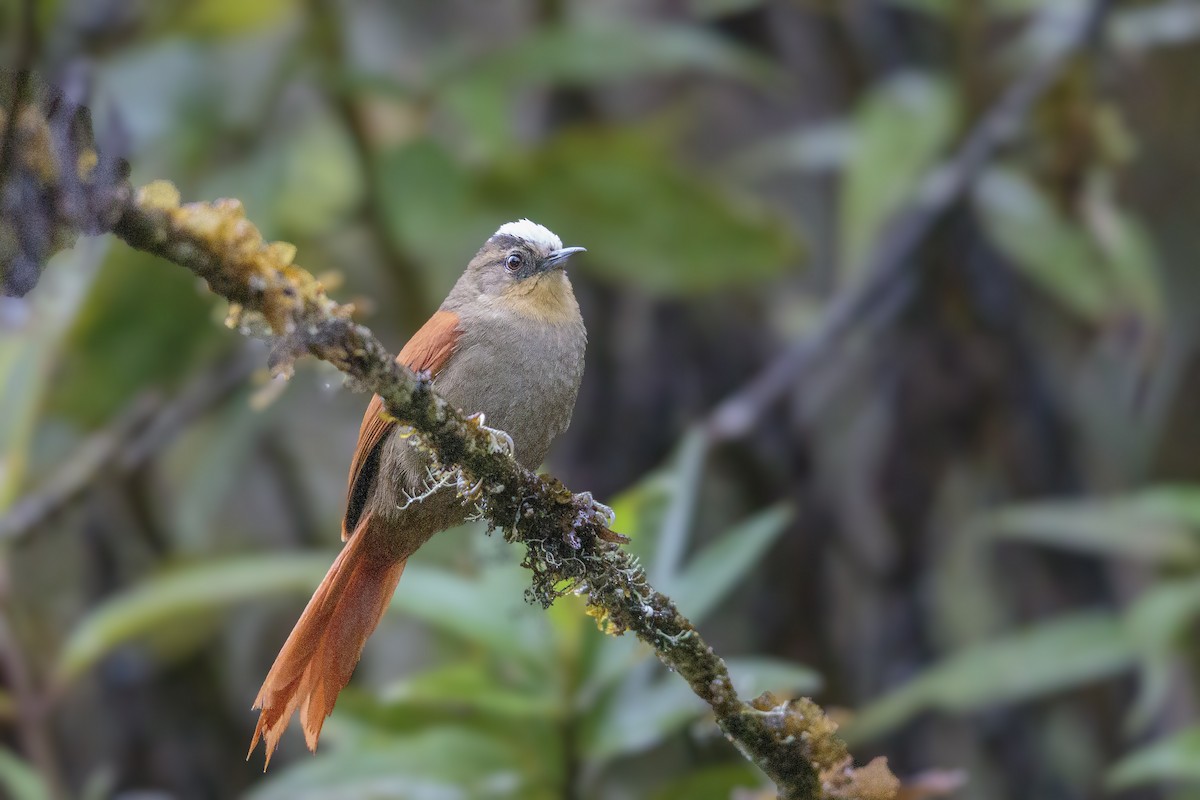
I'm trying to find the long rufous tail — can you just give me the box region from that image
[248,512,405,768]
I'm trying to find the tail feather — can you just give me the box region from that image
[249,513,406,768]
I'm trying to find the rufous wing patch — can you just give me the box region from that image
[341,310,462,539]
[397,309,463,375]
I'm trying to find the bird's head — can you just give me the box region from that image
[464,220,585,301]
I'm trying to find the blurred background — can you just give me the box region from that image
[2,0,1200,798]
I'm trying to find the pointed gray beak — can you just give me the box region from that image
[539,246,586,272]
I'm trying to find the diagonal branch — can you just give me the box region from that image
[0,348,258,545]
[108,180,854,798]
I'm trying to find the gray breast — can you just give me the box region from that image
[368,297,585,534]
[434,312,586,469]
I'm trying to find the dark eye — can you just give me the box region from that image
[505,253,523,272]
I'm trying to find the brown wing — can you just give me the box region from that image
[341,310,462,539]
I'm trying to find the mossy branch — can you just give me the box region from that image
[112,181,882,799]
[2,72,885,798]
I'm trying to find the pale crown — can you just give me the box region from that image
[494,219,562,253]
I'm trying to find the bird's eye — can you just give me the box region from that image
[505,253,523,272]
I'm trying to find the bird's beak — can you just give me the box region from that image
[539,246,586,272]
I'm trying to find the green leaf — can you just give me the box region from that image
[652,429,711,586]
[55,553,331,684]
[977,490,1200,564]
[671,505,792,624]
[446,23,771,89]
[725,656,822,699]
[57,548,559,685]
[0,246,104,508]
[583,474,773,694]
[0,748,50,800]
[439,23,773,151]
[841,72,958,273]
[0,339,51,510]
[375,139,501,301]
[583,676,699,760]
[579,634,650,710]
[609,472,674,560]
[1124,579,1200,733]
[585,656,818,760]
[50,249,221,426]
[1086,173,1162,325]
[585,493,793,694]
[379,129,802,297]
[171,0,295,36]
[844,612,1135,744]
[274,113,363,235]
[161,391,263,554]
[652,763,764,800]
[1108,725,1200,790]
[248,727,532,800]
[500,129,802,295]
[515,443,668,697]
[974,168,1120,323]
[382,661,559,721]
[390,563,555,671]
[1115,486,1200,529]
[731,121,854,177]
[326,685,563,783]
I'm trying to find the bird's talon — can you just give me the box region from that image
[481,424,515,456]
[577,491,615,525]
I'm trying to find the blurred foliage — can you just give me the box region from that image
[52,451,811,799]
[3,0,1200,799]
[377,129,800,297]
[50,250,224,425]
[0,747,51,800]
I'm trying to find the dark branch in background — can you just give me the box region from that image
[306,0,433,331]
[0,348,258,545]
[0,609,61,800]
[707,0,1112,442]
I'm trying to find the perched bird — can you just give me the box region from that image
[248,220,587,765]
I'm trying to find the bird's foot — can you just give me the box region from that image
[575,491,616,526]
[466,412,515,456]
[574,491,625,542]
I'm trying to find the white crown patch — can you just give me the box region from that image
[494,219,562,252]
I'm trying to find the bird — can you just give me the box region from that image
[248,220,587,766]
